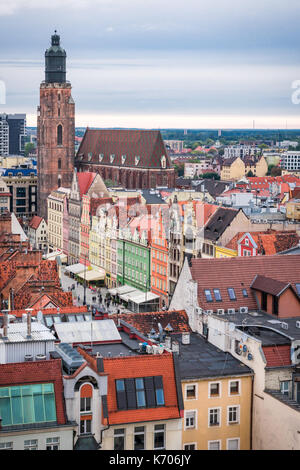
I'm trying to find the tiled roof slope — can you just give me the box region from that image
[251,275,292,297]
[0,359,66,425]
[190,254,300,310]
[77,129,173,169]
[226,230,300,255]
[28,216,43,230]
[77,172,97,198]
[263,345,291,367]
[110,310,191,334]
[204,207,239,241]
[103,354,181,425]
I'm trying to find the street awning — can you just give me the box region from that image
[44,251,67,263]
[65,263,86,275]
[109,285,137,296]
[127,291,160,304]
[77,268,105,281]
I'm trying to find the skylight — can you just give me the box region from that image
[228,288,236,300]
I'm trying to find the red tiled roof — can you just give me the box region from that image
[251,275,291,296]
[103,353,181,425]
[28,215,43,230]
[77,172,97,198]
[226,230,300,255]
[190,254,300,311]
[0,359,67,425]
[110,310,191,334]
[263,345,291,367]
[3,305,88,319]
[77,129,173,170]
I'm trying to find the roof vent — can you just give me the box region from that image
[35,354,46,361]
[239,306,248,314]
[24,354,33,362]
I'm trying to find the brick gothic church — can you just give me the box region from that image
[37,33,175,219]
[37,32,75,220]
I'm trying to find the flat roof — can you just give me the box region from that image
[173,333,253,380]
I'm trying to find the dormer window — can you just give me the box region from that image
[161,155,166,169]
[135,156,140,166]
[99,153,104,162]
[110,154,115,163]
[121,155,126,165]
[88,152,92,161]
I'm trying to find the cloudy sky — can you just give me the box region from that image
[1,0,300,128]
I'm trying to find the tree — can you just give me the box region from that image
[24,142,35,156]
[174,164,184,177]
[270,166,282,177]
[199,172,220,180]
[246,170,254,177]
[104,179,115,188]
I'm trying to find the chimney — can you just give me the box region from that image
[2,311,8,340]
[182,332,190,345]
[26,311,32,339]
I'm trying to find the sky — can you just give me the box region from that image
[1,0,300,129]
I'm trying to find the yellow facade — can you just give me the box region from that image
[286,199,300,221]
[182,375,252,450]
[215,246,237,258]
[245,156,268,177]
[221,157,245,181]
[47,189,69,252]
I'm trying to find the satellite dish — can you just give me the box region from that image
[37,311,43,323]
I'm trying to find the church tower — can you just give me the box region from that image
[37,31,75,220]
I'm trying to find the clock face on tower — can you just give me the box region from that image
[37,33,75,221]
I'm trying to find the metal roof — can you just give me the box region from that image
[54,319,121,344]
[0,322,55,343]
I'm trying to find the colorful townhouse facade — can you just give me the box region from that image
[150,210,169,308]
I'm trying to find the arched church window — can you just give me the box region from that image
[57,124,63,146]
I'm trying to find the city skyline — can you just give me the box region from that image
[1,0,300,128]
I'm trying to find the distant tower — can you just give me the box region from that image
[37,31,75,220]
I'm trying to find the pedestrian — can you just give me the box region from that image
[78,295,80,301]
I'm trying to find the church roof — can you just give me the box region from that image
[76,129,173,170]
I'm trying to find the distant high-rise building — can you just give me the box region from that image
[6,114,26,155]
[37,31,75,220]
[0,114,9,156]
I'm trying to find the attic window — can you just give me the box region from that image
[88,152,92,161]
[115,376,164,410]
[204,289,213,302]
[228,288,236,300]
[213,289,222,302]
[161,155,166,169]
[242,288,248,297]
[99,153,104,162]
[110,154,115,163]
[296,283,300,296]
[135,156,140,166]
[121,155,126,165]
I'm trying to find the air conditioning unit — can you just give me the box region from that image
[227,308,236,315]
[296,321,300,329]
[206,310,213,315]
[281,322,289,330]
[217,309,225,315]
[195,307,203,315]
[239,306,248,314]
[146,345,153,354]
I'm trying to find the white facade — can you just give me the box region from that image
[0,426,74,450]
[280,151,300,172]
[0,115,9,156]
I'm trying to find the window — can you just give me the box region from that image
[228,288,236,301]
[209,382,220,398]
[227,438,240,450]
[185,410,196,429]
[209,408,221,427]
[0,442,13,450]
[134,426,145,450]
[80,418,91,435]
[58,158,61,170]
[57,124,62,145]
[114,428,125,451]
[204,289,213,302]
[0,383,57,427]
[229,380,240,396]
[228,406,239,424]
[296,283,300,296]
[213,289,222,301]
[80,397,91,412]
[184,443,196,450]
[280,381,290,396]
[185,384,196,399]
[136,378,146,408]
[24,439,38,450]
[208,440,221,450]
[242,288,248,297]
[154,424,165,450]
[46,437,60,450]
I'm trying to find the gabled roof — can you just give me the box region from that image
[76,129,173,170]
[226,230,300,255]
[251,274,292,297]
[190,254,300,311]
[77,172,97,198]
[204,207,240,241]
[28,215,43,230]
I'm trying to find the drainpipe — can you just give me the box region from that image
[250,374,254,450]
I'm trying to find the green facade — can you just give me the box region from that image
[117,239,151,292]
